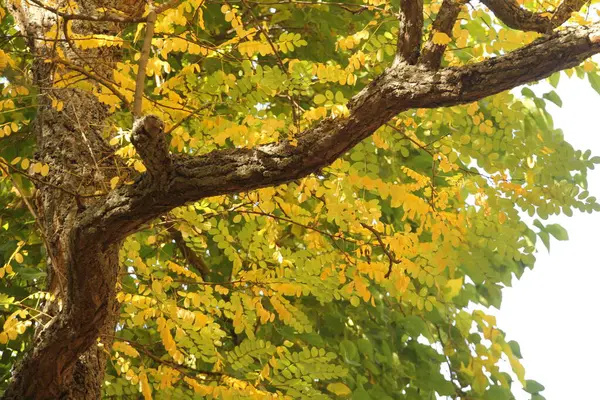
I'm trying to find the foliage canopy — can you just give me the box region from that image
[0,0,600,399]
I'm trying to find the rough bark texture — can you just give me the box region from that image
[3,0,599,398]
[481,0,588,33]
[396,0,424,64]
[3,0,142,399]
[420,0,464,69]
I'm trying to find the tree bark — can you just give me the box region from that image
[3,1,142,399]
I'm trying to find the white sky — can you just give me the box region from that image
[494,75,600,399]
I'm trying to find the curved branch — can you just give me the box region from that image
[396,0,424,65]
[84,24,600,244]
[480,0,588,33]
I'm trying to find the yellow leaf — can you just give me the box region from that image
[110,176,120,189]
[40,164,50,177]
[32,162,43,174]
[432,31,452,45]
[14,253,23,264]
[133,160,146,173]
[327,382,351,396]
[498,212,507,225]
[446,277,463,299]
[0,332,7,344]
[466,102,479,116]
[139,372,152,400]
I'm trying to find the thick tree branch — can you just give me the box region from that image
[420,0,464,70]
[480,0,588,33]
[396,0,424,65]
[86,24,600,243]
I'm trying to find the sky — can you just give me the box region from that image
[494,75,600,399]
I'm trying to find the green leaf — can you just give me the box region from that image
[546,224,569,241]
[357,338,373,359]
[340,340,359,364]
[508,340,523,358]
[548,72,560,88]
[524,380,545,394]
[327,382,351,396]
[538,231,550,252]
[542,91,562,107]
[521,87,536,98]
[484,386,510,400]
[314,94,326,105]
[588,72,600,95]
[352,388,371,400]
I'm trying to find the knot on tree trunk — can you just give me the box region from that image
[131,115,171,184]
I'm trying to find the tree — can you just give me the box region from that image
[0,0,599,398]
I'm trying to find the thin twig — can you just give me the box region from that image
[360,222,400,278]
[53,58,130,107]
[133,10,157,117]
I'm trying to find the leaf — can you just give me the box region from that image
[508,340,523,358]
[446,277,463,299]
[546,224,568,241]
[327,382,351,396]
[588,72,600,95]
[548,72,560,88]
[356,338,373,359]
[314,94,326,105]
[40,164,50,177]
[521,87,536,98]
[538,230,550,252]
[524,380,545,394]
[352,388,371,400]
[32,162,43,174]
[139,372,152,400]
[484,386,510,400]
[432,31,452,45]
[110,176,120,189]
[542,91,562,107]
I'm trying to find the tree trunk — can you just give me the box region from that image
[3,1,143,399]
[2,83,122,400]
